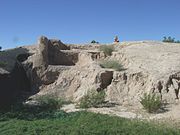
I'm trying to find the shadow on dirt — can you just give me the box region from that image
[0,48,32,108]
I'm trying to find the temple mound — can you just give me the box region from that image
[1,36,180,120]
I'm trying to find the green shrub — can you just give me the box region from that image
[79,90,106,108]
[163,36,180,43]
[0,61,7,67]
[99,45,114,56]
[0,102,68,121]
[140,93,162,113]
[35,95,69,110]
[91,40,99,44]
[100,60,123,71]
[176,40,180,43]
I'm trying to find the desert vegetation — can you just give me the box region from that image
[140,93,162,113]
[1,36,180,134]
[35,95,71,110]
[0,104,179,134]
[163,36,180,43]
[0,91,177,134]
[91,40,99,44]
[100,60,124,71]
[79,90,106,108]
[99,45,114,56]
[0,61,7,67]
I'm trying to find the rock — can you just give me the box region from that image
[48,50,79,66]
[48,39,75,66]
[49,39,70,50]
[61,104,82,113]
[108,41,180,105]
[26,36,73,91]
[33,36,49,68]
[172,79,179,90]
[0,68,9,74]
[34,51,109,101]
[0,62,31,106]
[106,71,148,105]
[96,70,113,90]
[2,37,180,121]
[0,47,32,106]
[4,40,180,106]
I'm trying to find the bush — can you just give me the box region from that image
[99,45,114,56]
[0,102,68,121]
[100,60,123,71]
[35,95,69,110]
[140,93,162,113]
[91,40,99,44]
[0,61,7,67]
[163,36,175,43]
[79,90,106,108]
[163,36,180,43]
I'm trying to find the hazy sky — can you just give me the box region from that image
[0,0,180,49]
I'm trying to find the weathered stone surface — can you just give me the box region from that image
[96,71,113,90]
[24,36,73,91]
[48,50,79,66]
[108,41,180,105]
[36,51,104,101]
[34,36,49,68]
[0,62,30,106]
[49,39,70,50]
[2,37,180,121]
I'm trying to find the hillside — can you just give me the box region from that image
[0,36,180,122]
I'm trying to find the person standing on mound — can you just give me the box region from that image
[114,36,119,43]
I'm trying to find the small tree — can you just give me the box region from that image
[163,36,167,42]
[91,40,99,44]
[168,36,175,42]
[0,46,2,51]
[162,36,179,43]
[175,40,180,43]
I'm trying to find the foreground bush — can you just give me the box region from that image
[99,45,114,56]
[0,61,7,67]
[35,95,69,110]
[100,60,123,71]
[140,93,162,113]
[0,103,68,121]
[79,90,106,108]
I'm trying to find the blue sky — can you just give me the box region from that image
[0,0,180,49]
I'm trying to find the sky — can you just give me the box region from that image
[0,0,180,49]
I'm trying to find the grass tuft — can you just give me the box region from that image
[100,60,124,71]
[79,90,106,108]
[0,61,7,67]
[35,95,70,110]
[140,93,162,113]
[99,45,114,56]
